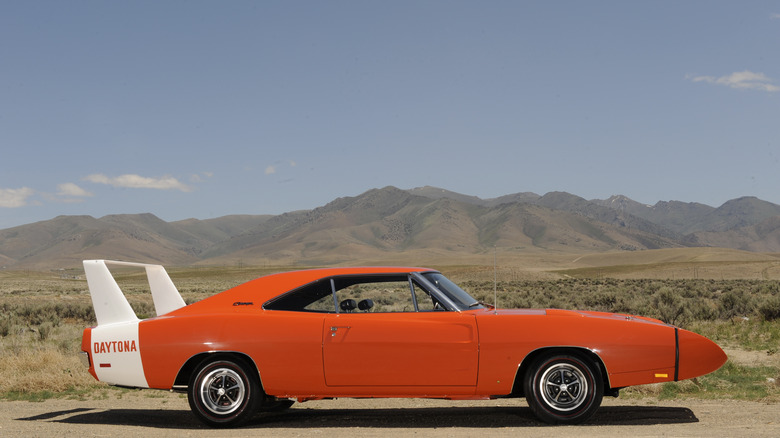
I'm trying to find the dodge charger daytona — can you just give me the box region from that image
[80,260,727,427]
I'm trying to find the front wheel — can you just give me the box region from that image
[188,358,261,427]
[523,353,603,424]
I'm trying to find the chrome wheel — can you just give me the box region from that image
[188,358,260,427]
[198,367,246,415]
[537,363,588,411]
[524,353,603,424]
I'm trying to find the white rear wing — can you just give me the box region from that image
[83,260,186,326]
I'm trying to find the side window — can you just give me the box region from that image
[333,276,416,313]
[265,274,452,313]
[304,290,336,312]
[264,278,335,312]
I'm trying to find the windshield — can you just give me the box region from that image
[421,272,484,311]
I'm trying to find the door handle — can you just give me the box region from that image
[330,326,351,336]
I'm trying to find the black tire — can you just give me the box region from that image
[188,358,261,427]
[523,353,603,424]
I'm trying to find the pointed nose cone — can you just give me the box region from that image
[676,329,728,381]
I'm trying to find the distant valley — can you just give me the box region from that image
[2,186,780,270]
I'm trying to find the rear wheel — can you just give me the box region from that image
[188,358,261,427]
[524,353,603,424]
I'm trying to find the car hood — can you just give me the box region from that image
[487,308,670,327]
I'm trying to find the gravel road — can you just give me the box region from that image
[2,392,778,437]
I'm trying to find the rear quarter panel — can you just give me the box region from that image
[139,308,326,392]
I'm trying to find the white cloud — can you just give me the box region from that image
[84,174,192,192]
[189,172,214,183]
[771,13,780,19]
[57,183,93,197]
[688,70,780,92]
[265,161,297,175]
[0,187,35,208]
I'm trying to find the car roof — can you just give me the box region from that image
[170,266,436,315]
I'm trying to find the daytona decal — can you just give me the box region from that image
[93,340,138,354]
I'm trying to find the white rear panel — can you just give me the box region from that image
[90,321,148,387]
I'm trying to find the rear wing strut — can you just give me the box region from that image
[83,260,186,326]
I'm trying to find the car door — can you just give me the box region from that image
[322,275,479,387]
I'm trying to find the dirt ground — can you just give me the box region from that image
[2,393,778,437]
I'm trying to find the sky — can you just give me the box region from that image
[1,1,779,229]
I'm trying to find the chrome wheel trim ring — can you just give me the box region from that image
[198,367,246,416]
[538,362,588,412]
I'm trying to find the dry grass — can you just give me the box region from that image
[0,324,99,396]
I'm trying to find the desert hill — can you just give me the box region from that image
[1,186,779,269]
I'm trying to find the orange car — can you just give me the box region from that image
[80,260,726,427]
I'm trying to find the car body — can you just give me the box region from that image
[80,259,727,427]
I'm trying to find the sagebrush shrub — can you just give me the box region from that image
[758,296,780,321]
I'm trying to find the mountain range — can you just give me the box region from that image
[2,186,780,269]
